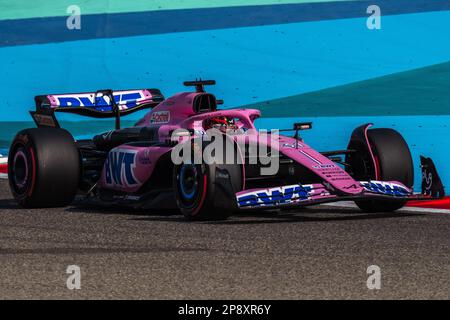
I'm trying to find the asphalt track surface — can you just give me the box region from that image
[0,180,449,299]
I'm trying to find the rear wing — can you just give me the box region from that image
[31,88,164,129]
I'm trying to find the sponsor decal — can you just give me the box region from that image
[288,165,295,176]
[101,130,114,140]
[323,181,335,191]
[422,171,433,194]
[313,163,353,182]
[138,149,152,165]
[361,181,410,196]
[150,111,170,124]
[52,91,145,109]
[312,164,336,169]
[16,134,29,144]
[216,169,230,180]
[105,149,139,186]
[124,195,141,201]
[32,113,57,127]
[163,100,175,106]
[237,184,313,208]
[344,183,360,190]
[282,142,303,148]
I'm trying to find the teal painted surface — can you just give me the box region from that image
[0,0,339,20]
[246,61,450,117]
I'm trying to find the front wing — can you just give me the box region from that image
[235,155,444,210]
[236,180,425,209]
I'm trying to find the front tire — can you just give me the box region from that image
[8,128,80,208]
[173,137,243,220]
[349,128,414,212]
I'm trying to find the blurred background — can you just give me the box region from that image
[0,0,449,190]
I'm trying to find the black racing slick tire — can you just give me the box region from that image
[8,128,80,208]
[352,128,414,212]
[173,137,243,220]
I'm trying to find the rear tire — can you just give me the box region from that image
[8,128,80,208]
[350,128,414,212]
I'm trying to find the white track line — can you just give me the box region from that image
[321,201,450,214]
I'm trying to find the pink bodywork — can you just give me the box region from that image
[277,135,364,195]
[97,90,412,203]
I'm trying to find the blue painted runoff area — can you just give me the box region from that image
[1,11,450,121]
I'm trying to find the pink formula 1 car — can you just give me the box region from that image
[8,80,444,220]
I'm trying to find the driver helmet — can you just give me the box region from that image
[205,116,237,132]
